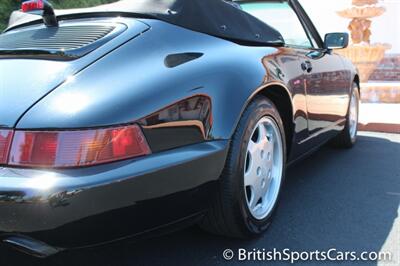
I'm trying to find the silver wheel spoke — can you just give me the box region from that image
[257,124,268,142]
[264,138,273,162]
[244,158,258,187]
[247,139,258,156]
[263,173,273,196]
[250,184,263,210]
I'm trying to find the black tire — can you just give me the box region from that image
[200,96,286,238]
[331,83,360,149]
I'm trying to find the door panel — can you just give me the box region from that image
[240,0,352,160]
[298,50,350,136]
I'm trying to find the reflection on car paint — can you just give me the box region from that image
[138,95,212,152]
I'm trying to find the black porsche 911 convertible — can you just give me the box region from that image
[0,0,359,257]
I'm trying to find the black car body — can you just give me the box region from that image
[0,0,359,257]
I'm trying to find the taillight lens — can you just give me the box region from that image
[8,125,151,168]
[0,130,13,164]
[21,0,44,13]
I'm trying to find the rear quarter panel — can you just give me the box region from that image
[16,19,289,141]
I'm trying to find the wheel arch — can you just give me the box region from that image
[247,83,295,159]
[353,74,361,93]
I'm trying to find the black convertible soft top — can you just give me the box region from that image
[7,0,284,46]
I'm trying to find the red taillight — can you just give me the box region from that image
[22,0,44,12]
[8,125,151,168]
[0,130,13,164]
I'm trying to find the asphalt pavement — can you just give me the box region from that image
[1,132,399,266]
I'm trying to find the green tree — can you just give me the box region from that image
[0,0,19,31]
[1,0,118,31]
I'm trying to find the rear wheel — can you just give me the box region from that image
[331,83,360,148]
[200,96,286,238]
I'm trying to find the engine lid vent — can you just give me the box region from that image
[0,23,126,60]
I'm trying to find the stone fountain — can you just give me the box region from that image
[336,0,391,82]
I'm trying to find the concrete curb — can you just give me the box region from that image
[359,123,400,134]
[359,103,400,134]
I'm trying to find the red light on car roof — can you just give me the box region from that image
[8,125,151,168]
[22,0,44,13]
[0,130,13,164]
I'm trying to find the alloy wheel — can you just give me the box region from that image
[244,116,284,220]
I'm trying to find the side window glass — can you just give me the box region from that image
[240,1,314,48]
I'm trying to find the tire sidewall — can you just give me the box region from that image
[230,97,286,236]
[347,84,360,145]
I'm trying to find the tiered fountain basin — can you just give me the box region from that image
[337,6,385,19]
[336,43,391,82]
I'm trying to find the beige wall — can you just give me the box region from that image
[299,0,400,53]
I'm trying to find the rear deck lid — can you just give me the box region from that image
[0,18,149,128]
